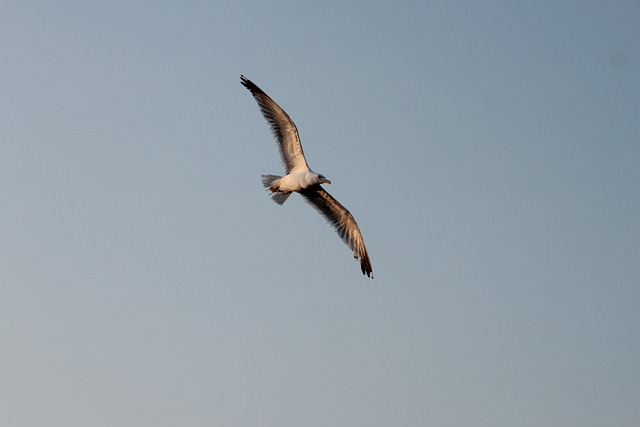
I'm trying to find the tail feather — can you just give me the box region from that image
[261,174,282,189]
[261,174,291,205]
[270,192,291,205]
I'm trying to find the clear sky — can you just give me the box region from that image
[1,1,639,426]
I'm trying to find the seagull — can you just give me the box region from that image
[241,75,373,278]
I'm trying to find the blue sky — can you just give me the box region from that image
[1,1,639,426]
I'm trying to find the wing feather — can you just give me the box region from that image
[241,76,309,173]
[300,185,373,278]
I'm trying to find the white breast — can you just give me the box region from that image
[278,170,318,192]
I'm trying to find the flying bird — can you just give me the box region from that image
[241,75,373,278]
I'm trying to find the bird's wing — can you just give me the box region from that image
[241,76,309,173]
[300,185,373,278]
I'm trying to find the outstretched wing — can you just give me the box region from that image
[300,185,373,278]
[241,76,309,173]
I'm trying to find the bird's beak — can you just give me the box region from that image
[322,179,332,184]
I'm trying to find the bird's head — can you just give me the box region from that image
[317,174,332,185]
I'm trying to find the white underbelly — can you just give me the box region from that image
[278,171,315,192]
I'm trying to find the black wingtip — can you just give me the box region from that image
[240,75,266,97]
[361,261,373,279]
[357,252,373,278]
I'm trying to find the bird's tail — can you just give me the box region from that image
[261,174,291,205]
